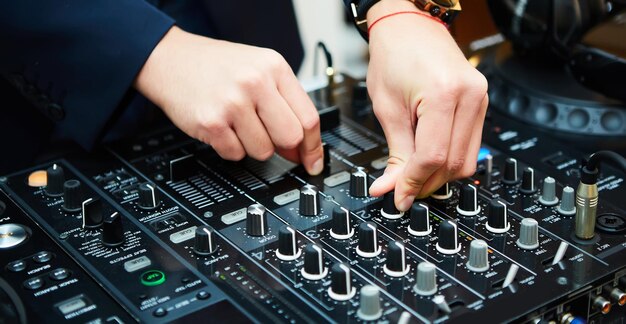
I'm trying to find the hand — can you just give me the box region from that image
[134,26,324,175]
[366,0,489,211]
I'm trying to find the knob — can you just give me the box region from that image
[436,220,461,254]
[556,186,576,216]
[356,222,381,258]
[63,180,83,212]
[457,184,480,216]
[516,218,539,250]
[246,204,268,237]
[502,158,519,185]
[486,199,510,233]
[349,167,369,198]
[384,241,410,277]
[45,164,64,197]
[328,263,356,301]
[408,203,432,236]
[357,285,382,321]
[194,226,218,255]
[381,191,403,219]
[138,182,160,209]
[538,177,559,206]
[81,198,103,229]
[431,183,452,200]
[301,243,328,280]
[466,239,490,272]
[413,262,437,296]
[276,225,301,261]
[330,206,354,239]
[519,167,537,194]
[102,212,124,247]
[299,184,320,216]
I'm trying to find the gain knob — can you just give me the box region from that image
[102,212,124,247]
[276,225,301,261]
[328,263,356,301]
[330,206,354,239]
[299,184,320,216]
[381,191,403,219]
[81,198,103,229]
[246,204,268,237]
[63,180,83,212]
[45,164,65,197]
[538,177,559,206]
[486,199,511,233]
[436,220,461,254]
[431,183,452,200]
[516,218,539,250]
[357,285,383,321]
[519,167,537,194]
[301,243,328,280]
[194,226,218,255]
[408,203,432,236]
[457,184,480,216]
[413,262,437,296]
[502,158,519,185]
[384,241,410,277]
[349,167,369,198]
[356,222,382,258]
[466,239,490,272]
[556,186,576,216]
[138,182,160,209]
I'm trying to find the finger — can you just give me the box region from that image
[232,110,274,161]
[257,87,304,150]
[276,147,299,164]
[205,126,246,161]
[458,94,489,178]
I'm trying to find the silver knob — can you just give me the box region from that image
[466,239,490,272]
[357,285,383,321]
[538,177,559,206]
[556,186,576,216]
[516,218,539,250]
[413,262,437,296]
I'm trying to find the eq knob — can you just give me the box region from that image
[194,226,218,255]
[276,225,301,261]
[45,164,65,197]
[431,183,452,200]
[63,180,83,212]
[349,167,369,198]
[408,203,432,236]
[466,239,490,272]
[299,184,320,216]
[356,222,382,258]
[81,198,103,229]
[519,167,537,194]
[486,199,511,233]
[138,182,160,209]
[381,191,403,219]
[246,204,268,237]
[502,158,519,185]
[357,285,383,321]
[328,263,356,301]
[436,220,461,254]
[101,212,124,247]
[384,241,410,277]
[457,184,480,216]
[413,262,438,296]
[516,218,539,250]
[301,243,328,280]
[330,206,354,239]
[557,186,576,216]
[538,177,559,206]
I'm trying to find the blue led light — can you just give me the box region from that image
[478,148,491,162]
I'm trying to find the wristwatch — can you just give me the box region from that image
[349,0,462,39]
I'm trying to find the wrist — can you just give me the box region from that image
[366,0,423,23]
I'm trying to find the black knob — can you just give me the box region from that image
[81,198,103,229]
[408,203,432,236]
[45,164,65,197]
[246,204,268,237]
[349,167,369,198]
[384,241,410,277]
[299,184,320,216]
[356,222,381,258]
[456,184,480,216]
[381,191,403,219]
[194,226,218,255]
[431,183,452,200]
[502,158,519,185]
[519,167,537,194]
[63,180,83,212]
[330,206,353,239]
[436,220,461,254]
[138,182,160,209]
[301,243,328,280]
[328,263,356,301]
[276,225,301,261]
[102,212,124,247]
[486,199,510,233]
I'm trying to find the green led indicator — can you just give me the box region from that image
[140,270,166,287]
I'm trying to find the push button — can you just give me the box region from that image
[49,268,70,281]
[7,260,27,272]
[23,277,44,290]
[141,270,166,287]
[153,307,167,317]
[33,251,53,263]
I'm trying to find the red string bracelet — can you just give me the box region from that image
[367,10,448,36]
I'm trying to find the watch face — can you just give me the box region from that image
[433,0,458,7]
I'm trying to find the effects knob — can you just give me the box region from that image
[436,220,461,254]
[466,239,490,272]
[81,198,103,229]
[301,243,328,280]
[328,263,356,301]
[45,164,64,197]
[556,186,576,216]
[456,184,480,216]
[246,204,268,237]
[502,158,519,185]
[516,218,539,250]
[194,226,218,255]
[349,167,369,198]
[357,285,382,321]
[276,225,301,261]
[408,203,432,236]
[384,241,410,277]
[519,167,537,194]
[381,191,403,220]
[138,182,160,209]
[63,180,83,212]
[538,177,559,206]
[330,206,354,239]
[102,212,124,247]
[413,262,437,296]
[486,199,510,233]
[299,184,320,216]
[431,183,452,200]
[356,222,382,258]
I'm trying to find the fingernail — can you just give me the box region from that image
[309,158,324,176]
[397,195,414,212]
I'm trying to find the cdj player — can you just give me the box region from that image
[0,72,625,323]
